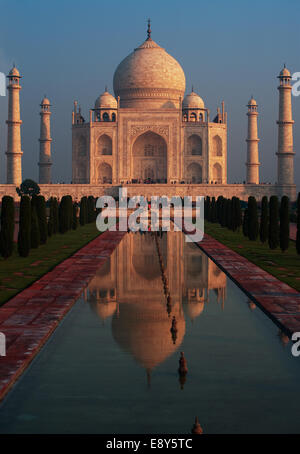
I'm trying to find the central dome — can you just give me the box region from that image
[113,33,186,109]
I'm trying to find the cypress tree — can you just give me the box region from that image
[65,195,73,230]
[279,196,289,252]
[31,203,40,248]
[36,195,47,244]
[47,198,54,237]
[268,195,279,249]
[248,196,259,240]
[18,195,31,257]
[236,197,242,231]
[53,197,59,234]
[206,196,211,222]
[211,197,217,223]
[0,196,15,258]
[260,196,268,243]
[243,208,249,237]
[72,203,78,230]
[217,196,223,224]
[59,196,69,233]
[231,197,238,231]
[297,193,300,255]
[221,198,227,227]
[88,196,95,223]
[79,196,88,226]
[226,198,232,229]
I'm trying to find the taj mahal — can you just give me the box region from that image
[0,21,296,201]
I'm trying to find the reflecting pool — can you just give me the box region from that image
[0,231,300,434]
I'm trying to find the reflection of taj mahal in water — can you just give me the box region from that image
[87,233,226,375]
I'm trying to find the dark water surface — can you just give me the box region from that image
[0,232,300,434]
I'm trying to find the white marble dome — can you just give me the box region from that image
[95,90,117,109]
[183,90,205,109]
[113,35,186,108]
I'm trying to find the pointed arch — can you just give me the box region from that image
[186,162,202,183]
[187,134,202,156]
[213,163,222,183]
[132,131,167,182]
[98,162,112,183]
[97,134,112,155]
[212,135,222,156]
[77,136,86,156]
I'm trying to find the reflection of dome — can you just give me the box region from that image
[183,91,205,109]
[95,90,117,109]
[113,31,186,108]
[112,301,185,370]
[186,301,204,320]
[96,302,117,320]
[132,234,167,281]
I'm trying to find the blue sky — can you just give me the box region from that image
[0,0,299,187]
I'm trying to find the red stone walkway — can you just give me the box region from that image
[184,225,300,337]
[0,229,126,401]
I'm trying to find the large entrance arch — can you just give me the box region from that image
[186,162,202,183]
[132,131,167,182]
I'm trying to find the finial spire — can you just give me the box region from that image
[105,85,108,92]
[147,18,152,40]
[192,85,194,92]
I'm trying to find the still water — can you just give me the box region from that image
[0,231,300,434]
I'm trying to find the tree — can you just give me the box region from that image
[47,198,54,237]
[279,196,290,252]
[72,203,78,230]
[221,198,227,227]
[260,196,268,243]
[59,196,70,233]
[247,196,259,241]
[18,196,31,257]
[243,208,249,237]
[268,195,279,249]
[211,197,217,223]
[205,196,211,222]
[236,197,242,231]
[79,196,88,226]
[31,203,40,248]
[297,193,300,255]
[36,195,47,244]
[0,196,15,258]
[53,197,59,234]
[16,179,40,198]
[88,196,95,223]
[226,198,232,230]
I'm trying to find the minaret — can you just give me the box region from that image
[276,65,295,185]
[246,96,260,184]
[6,65,23,184]
[38,96,52,183]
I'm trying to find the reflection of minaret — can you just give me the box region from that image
[246,96,260,184]
[6,65,23,184]
[276,65,295,186]
[38,96,52,183]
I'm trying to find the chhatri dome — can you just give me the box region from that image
[95,88,117,109]
[183,89,205,109]
[113,20,186,108]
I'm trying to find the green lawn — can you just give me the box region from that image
[0,224,101,306]
[204,221,300,292]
